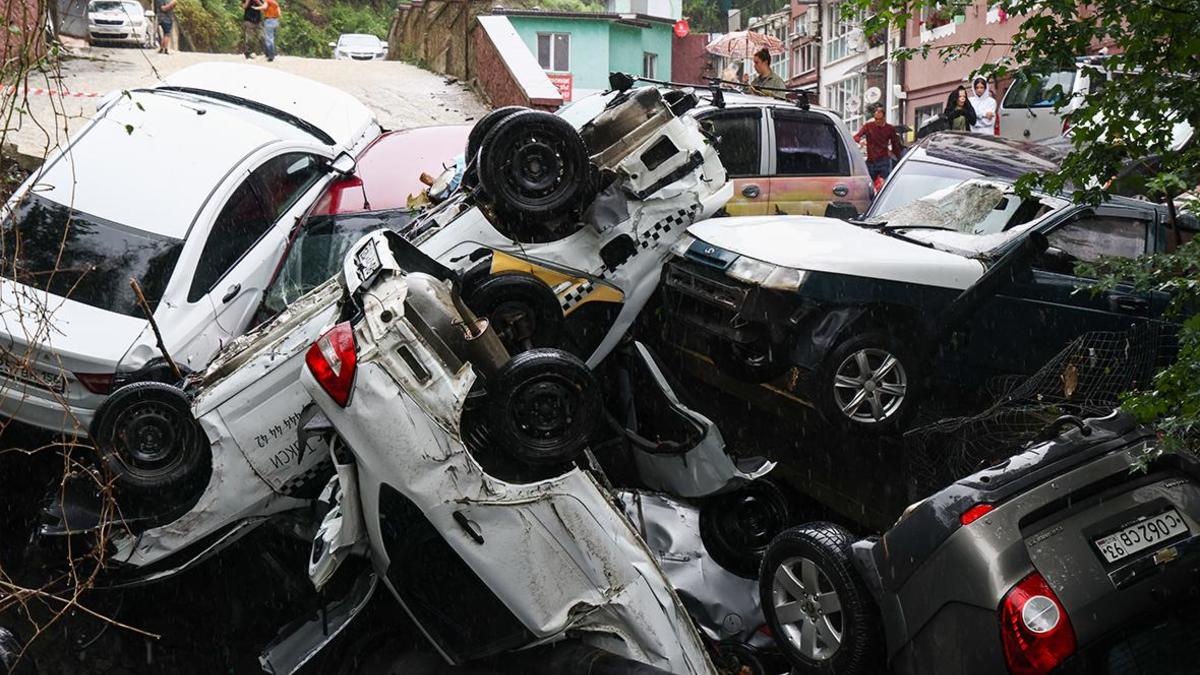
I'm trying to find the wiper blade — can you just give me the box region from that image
[149,87,336,146]
[879,224,956,232]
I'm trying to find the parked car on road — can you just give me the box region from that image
[663,177,1195,432]
[86,0,156,48]
[760,411,1200,675]
[330,33,387,60]
[0,63,379,434]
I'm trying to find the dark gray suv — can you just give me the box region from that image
[759,411,1200,674]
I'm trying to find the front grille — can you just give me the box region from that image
[94,18,124,25]
[664,259,748,312]
[351,54,375,60]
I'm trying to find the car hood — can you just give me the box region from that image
[687,216,987,290]
[0,284,146,371]
[159,63,377,154]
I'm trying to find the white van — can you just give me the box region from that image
[996,56,1109,142]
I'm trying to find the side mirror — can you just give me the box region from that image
[330,152,356,176]
[144,9,154,17]
[328,42,337,48]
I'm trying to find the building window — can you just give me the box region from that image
[824,73,865,130]
[792,41,817,76]
[825,2,860,64]
[773,52,788,80]
[914,103,942,131]
[643,52,657,79]
[537,33,570,72]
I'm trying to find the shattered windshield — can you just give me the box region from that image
[866,160,985,216]
[871,179,1065,256]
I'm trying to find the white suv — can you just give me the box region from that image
[0,63,379,434]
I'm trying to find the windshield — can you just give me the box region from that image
[339,35,380,48]
[89,1,137,11]
[1,195,183,318]
[262,209,414,316]
[866,160,983,217]
[1003,70,1076,109]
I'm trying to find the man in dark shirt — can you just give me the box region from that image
[242,0,266,58]
[154,0,176,54]
[853,104,903,183]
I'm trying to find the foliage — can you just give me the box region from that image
[842,0,1200,448]
[529,0,605,12]
[178,0,392,57]
[175,0,239,52]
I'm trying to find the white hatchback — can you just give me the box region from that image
[0,63,379,434]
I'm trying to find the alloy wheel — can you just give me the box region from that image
[771,556,843,661]
[832,348,907,424]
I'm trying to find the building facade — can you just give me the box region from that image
[497,8,675,102]
[787,0,819,91]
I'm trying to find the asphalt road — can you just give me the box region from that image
[2,43,488,164]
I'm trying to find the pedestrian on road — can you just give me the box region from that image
[968,77,996,135]
[944,86,977,132]
[154,0,176,54]
[853,103,902,185]
[242,0,266,59]
[748,48,787,99]
[262,0,281,62]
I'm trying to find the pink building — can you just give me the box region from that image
[787,0,819,90]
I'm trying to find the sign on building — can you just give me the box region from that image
[547,73,573,102]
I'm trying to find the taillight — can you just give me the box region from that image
[1061,115,1071,135]
[994,113,1001,136]
[75,372,114,395]
[960,503,994,526]
[305,322,357,407]
[999,572,1076,675]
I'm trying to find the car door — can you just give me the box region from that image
[697,108,768,216]
[190,152,328,342]
[767,108,868,216]
[964,206,1163,378]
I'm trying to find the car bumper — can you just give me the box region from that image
[88,27,144,43]
[0,381,98,435]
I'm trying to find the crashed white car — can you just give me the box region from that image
[0,63,379,434]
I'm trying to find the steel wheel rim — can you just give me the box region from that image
[832,347,907,424]
[510,375,578,445]
[772,556,844,661]
[113,400,188,475]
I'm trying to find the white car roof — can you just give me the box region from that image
[159,63,376,152]
[32,90,299,240]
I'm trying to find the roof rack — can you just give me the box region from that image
[606,72,810,111]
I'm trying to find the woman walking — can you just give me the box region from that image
[263,0,281,62]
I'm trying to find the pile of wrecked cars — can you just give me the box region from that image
[3,66,1200,675]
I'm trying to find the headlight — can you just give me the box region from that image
[669,234,695,257]
[726,256,807,291]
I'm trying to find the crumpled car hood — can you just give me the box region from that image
[688,216,987,290]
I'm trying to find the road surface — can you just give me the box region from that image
[2,43,488,163]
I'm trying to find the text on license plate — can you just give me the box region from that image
[1093,508,1189,564]
[354,241,382,281]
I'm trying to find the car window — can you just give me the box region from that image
[1003,70,1077,109]
[772,111,847,176]
[866,160,982,217]
[1039,213,1150,275]
[252,153,325,220]
[701,110,761,177]
[1,195,183,318]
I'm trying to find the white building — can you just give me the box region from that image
[816,0,900,130]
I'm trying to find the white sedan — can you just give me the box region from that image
[86,0,155,47]
[330,34,387,61]
[0,63,380,434]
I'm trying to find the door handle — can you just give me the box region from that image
[832,184,849,198]
[1108,294,1149,314]
[742,184,761,199]
[221,283,242,304]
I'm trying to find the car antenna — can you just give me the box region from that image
[128,277,184,381]
[359,179,372,211]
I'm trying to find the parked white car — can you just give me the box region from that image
[330,34,387,61]
[0,63,379,434]
[86,0,156,48]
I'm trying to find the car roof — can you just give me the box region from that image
[29,90,311,239]
[694,90,843,120]
[909,131,1065,180]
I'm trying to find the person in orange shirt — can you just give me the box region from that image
[263,0,282,62]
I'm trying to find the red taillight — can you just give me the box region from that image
[75,372,114,395]
[305,322,357,407]
[960,503,995,526]
[999,572,1076,675]
[994,113,1001,136]
[1061,115,1071,134]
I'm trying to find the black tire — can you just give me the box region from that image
[90,382,211,498]
[467,106,528,165]
[700,475,797,579]
[813,331,919,433]
[759,524,883,675]
[0,626,35,675]
[711,333,793,384]
[711,641,768,675]
[488,349,600,467]
[465,272,564,354]
[477,110,595,221]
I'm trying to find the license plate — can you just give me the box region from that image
[354,240,382,282]
[1093,508,1190,564]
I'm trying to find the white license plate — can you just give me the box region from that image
[354,240,382,281]
[1093,508,1190,564]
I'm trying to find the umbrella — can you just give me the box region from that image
[704,31,786,59]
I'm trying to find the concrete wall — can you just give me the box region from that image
[473,15,563,110]
[507,15,611,97]
[390,0,492,81]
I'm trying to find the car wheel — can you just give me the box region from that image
[478,110,595,221]
[465,272,563,354]
[488,349,599,468]
[711,333,793,383]
[466,106,528,164]
[90,382,211,499]
[712,640,769,675]
[815,332,917,433]
[700,475,796,578]
[760,524,882,675]
[0,626,35,675]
